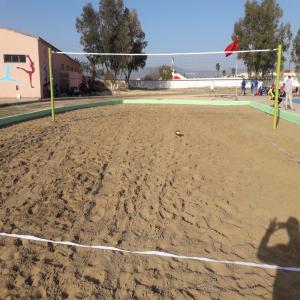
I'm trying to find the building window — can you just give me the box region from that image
[4,54,26,63]
[66,65,69,71]
[61,64,65,70]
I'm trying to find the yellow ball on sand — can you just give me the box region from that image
[175,130,184,137]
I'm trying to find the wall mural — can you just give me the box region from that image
[0,65,20,84]
[17,55,35,88]
[0,55,35,88]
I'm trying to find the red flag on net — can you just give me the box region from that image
[225,39,238,57]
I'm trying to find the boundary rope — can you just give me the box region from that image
[0,232,299,272]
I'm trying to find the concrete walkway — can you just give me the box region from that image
[0,98,39,107]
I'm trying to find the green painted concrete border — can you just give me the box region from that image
[123,99,251,106]
[0,100,122,128]
[249,102,300,126]
[1,98,299,128]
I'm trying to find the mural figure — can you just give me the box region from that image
[0,65,20,84]
[17,55,35,88]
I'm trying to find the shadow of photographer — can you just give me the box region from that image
[257,217,300,300]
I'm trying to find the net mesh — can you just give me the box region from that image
[53,49,279,97]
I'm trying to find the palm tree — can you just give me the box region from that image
[231,68,236,77]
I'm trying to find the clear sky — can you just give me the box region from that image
[0,0,299,71]
[0,0,300,76]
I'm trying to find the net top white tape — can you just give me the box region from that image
[0,232,300,272]
[54,49,277,56]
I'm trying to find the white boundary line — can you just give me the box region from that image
[1,232,300,272]
[227,108,300,166]
[54,49,277,56]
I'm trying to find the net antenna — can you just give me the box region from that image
[48,47,281,128]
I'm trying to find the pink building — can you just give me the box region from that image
[0,27,81,99]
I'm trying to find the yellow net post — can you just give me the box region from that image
[273,44,282,129]
[48,47,55,122]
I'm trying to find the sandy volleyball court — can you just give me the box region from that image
[0,104,300,299]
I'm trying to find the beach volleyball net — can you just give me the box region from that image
[48,46,281,127]
[54,49,277,96]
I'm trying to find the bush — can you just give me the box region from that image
[79,76,111,96]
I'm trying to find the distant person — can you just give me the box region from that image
[254,78,259,95]
[251,79,255,95]
[260,82,268,96]
[54,84,59,97]
[268,87,282,105]
[257,217,300,300]
[280,83,285,96]
[257,80,263,95]
[251,78,258,96]
[285,76,294,110]
[241,78,246,95]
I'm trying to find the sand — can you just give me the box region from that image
[0,105,300,299]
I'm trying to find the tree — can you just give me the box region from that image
[142,75,154,81]
[123,9,148,86]
[76,4,101,81]
[79,60,104,78]
[233,0,292,77]
[144,65,172,80]
[98,0,129,85]
[231,68,236,77]
[159,65,172,80]
[222,70,226,77]
[292,29,300,70]
[76,0,147,88]
[216,63,221,77]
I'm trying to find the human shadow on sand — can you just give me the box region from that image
[257,217,300,300]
